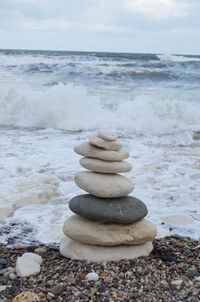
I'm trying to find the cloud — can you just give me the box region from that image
[121,0,190,19]
[21,18,128,35]
[0,0,200,54]
[22,19,77,31]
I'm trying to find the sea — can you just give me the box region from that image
[0,49,200,245]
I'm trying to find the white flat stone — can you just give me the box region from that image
[97,129,118,141]
[60,236,153,261]
[15,253,42,277]
[74,171,134,198]
[63,215,157,246]
[89,135,121,151]
[80,157,132,173]
[74,142,128,162]
[86,272,99,281]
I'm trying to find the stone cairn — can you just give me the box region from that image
[60,130,157,261]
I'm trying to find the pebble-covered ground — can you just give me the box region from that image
[0,235,200,302]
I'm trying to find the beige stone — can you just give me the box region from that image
[60,236,153,261]
[74,171,134,198]
[74,142,128,162]
[89,135,121,151]
[12,291,40,302]
[97,129,118,141]
[80,157,132,173]
[63,215,157,246]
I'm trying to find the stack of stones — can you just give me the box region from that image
[60,130,157,261]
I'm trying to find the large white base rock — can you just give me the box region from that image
[60,237,153,261]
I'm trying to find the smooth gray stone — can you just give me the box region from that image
[69,194,147,223]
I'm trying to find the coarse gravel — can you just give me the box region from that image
[0,235,199,302]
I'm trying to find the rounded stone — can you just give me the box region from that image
[12,291,40,302]
[97,129,118,141]
[60,237,153,261]
[89,135,121,151]
[63,215,157,246]
[80,157,132,173]
[74,142,128,162]
[69,194,147,223]
[74,171,134,198]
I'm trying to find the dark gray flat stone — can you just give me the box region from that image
[69,194,148,224]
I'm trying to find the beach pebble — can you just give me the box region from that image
[74,171,134,198]
[0,285,10,292]
[34,247,47,255]
[74,142,128,161]
[184,269,199,278]
[0,268,7,275]
[9,243,24,249]
[171,279,183,286]
[80,157,132,173]
[63,215,157,246]
[60,236,153,261]
[7,267,16,273]
[89,135,121,151]
[69,194,147,224]
[10,273,17,280]
[12,291,40,302]
[161,280,169,288]
[51,285,64,295]
[0,258,9,268]
[86,272,99,281]
[97,129,118,141]
[15,253,42,277]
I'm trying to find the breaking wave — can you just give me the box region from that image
[157,54,200,62]
[0,82,199,134]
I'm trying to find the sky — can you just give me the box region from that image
[0,0,199,54]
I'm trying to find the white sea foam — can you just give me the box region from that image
[0,82,199,134]
[0,53,68,66]
[0,50,200,245]
[1,130,200,244]
[157,54,200,62]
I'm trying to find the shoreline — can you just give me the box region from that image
[1,235,199,302]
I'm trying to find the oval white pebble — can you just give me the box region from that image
[86,272,99,281]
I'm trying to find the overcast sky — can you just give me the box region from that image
[0,0,199,54]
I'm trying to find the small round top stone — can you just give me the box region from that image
[97,129,118,141]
